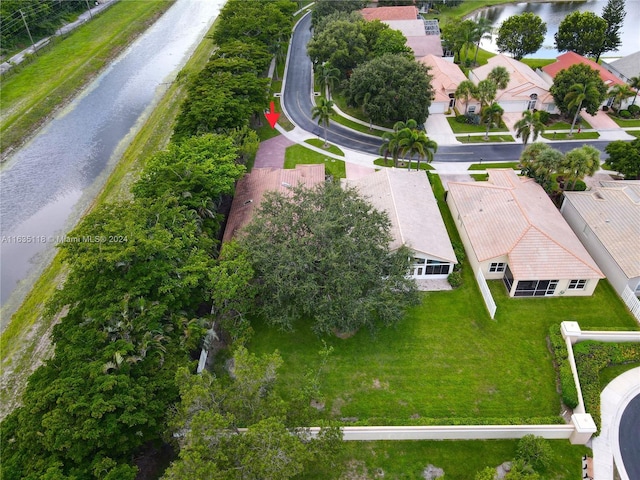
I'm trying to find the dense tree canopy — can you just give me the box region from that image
[346,54,433,124]
[311,0,367,26]
[549,64,608,117]
[307,19,369,76]
[605,139,640,179]
[240,182,419,336]
[555,11,607,58]
[599,0,626,60]
[496,13,546,60]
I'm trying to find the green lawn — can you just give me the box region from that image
[468,162,519,170]
[373,158,434,170]
[332,92,396,129]
[284,144,346,179]
[520,58,555,70]
[599,362,640,390]
[628,130,640,138]
[608,115,640,127]
[546,119,592,131]
[541,131,600,141]
[0,0,173,157]
[330,113,387,137]
[305,138,344,156]
[447,117,508,134]
[457,134,515,143]
[303,439,590,480]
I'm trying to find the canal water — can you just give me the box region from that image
[470,1,640,59]
[0,0,225,325]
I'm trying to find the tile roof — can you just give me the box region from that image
[607,51,640,80]
[405,35,443,58]
[419,54,467,101]
[447,169,603,279]
[360,6,419,21]
[344,169,457,263]
[542,51,626,87]
[222,165,325,243]
[563,181,640,278]
[471,54,554,103]
[384,19,426,37]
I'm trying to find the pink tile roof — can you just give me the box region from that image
[222,165,325,243]
[419,54,467,101]
[447,169,603,280]
[405,36,443,58]
[360,6,419,21]
[542,51,626,87]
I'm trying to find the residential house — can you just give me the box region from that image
[419,54,467,114]
[446,169,603,297]
[561,181,640,297]
[469,54,557,114]
[360,6,444,58]
[222,164,325,242]
[540,51,634,109]
[344,169,457,285]
[602,51,640,84]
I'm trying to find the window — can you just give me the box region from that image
[513,279,559,297]
[489,262,506,273]
[468,105,477,114]
[568,279,588,290]
[412,258,450,275]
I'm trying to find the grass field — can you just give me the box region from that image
[447,117,508,134]
[305,138,344,156]
[284,144,346,179]
[302,439,590,480]
[0,0,173,158]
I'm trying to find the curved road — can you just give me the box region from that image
[283,12,613,162]
[620,393,640,480]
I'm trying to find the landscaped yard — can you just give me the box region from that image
[305,138,344,156]
[284,144,346,178]
[373,158,434,170]
[607,115,640,128]
[541,131,600,140]
[468,162,519,170]
[456,134,515,143]
[302,439,590,480]
[447,117,508,134]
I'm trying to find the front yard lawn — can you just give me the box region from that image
[468,162,519,170]
[373,158,434,170]
[541,131,600,140]
[608,115,640,127]
[447,117,508,134]
[284,144,346,178]
[304,138,344,156]
[457,134,515,142]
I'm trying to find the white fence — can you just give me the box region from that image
[621,285,640,323]
[476,270,497,319]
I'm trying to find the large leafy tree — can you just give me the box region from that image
[496,12,546,60]
[372,27,412,57]
[311,97,335,147]
[306,19,368,76]
[346,54,433,124]
[549,64,608,117]
[555,11,607,58]
[514,110,545,146]
[311,0,367,27]
[240,182,419,336]
[598,0,626,61]
[605,139,640,179]
[441,20,477,63]
[560,145,601,190]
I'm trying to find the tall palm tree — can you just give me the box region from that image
[399,128,438,171]
[311,97,334,147]
[560,145,600,190]
[609,84,635,111]
[481,102,504,140]
[629,76,640,106]
[380,129,402,167]
[472,18,493,66]
[314,62,340,99]
[460,20,477,64]
[487,66,510,90]
[565,81,601,137]
[514,110,545,146]
[476,79,497,108]
[455,80,477,115]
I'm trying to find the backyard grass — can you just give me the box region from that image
[284,144,346,179]
[541,131,600,141]
[305,138,344,156]
[303,439,590,480]
[468,161,519,170]
[456,134,515,142]
[0,0,173,158]
[520,58,555,70]
[373,158,434,170]
[447,117,508,134]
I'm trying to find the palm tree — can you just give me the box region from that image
[560,145,600,190]
[314,62,340,99]
[455,80,477,115]
[520,143,563,192]
[399,128,438,171]
[380,129,402,167]
[472,18,493,66]
[514,110,545,146]
[481,102,504,140]
[629,76,640,106]
[564,81,601,137]
[460,20,477,64]
[311,97,334,147]
[476,79,497,108]
[487,66,510,91]
[609,84,635,111]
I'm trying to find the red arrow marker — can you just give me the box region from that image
[264,101,280,129]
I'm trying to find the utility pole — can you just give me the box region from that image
[85,0,93,19]
[19,10,36,52]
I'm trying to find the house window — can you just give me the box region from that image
[448,93,456,108]
[568,279,588,290]
[513,279,559,297]
[527,93,538,111]
[489,262,506,273]
[425,260,450,275]
[468,105,477,114]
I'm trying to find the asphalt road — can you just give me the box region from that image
[619,393,640,480]
[283,12,613,163]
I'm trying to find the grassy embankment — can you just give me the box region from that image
[0,0,174,159]
[0,5,221,420]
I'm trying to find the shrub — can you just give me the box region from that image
[537,110,550,125]
[566,179,586,191]
[451,241,466,269]
[516,435,552,471]
[619,109,632,119]
[448,270,462,288]
[548,325,579,408]
[455,115,467,124]
[628,104,639,116]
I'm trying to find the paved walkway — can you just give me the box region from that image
[425,114,459,145]
[253,134,294,168]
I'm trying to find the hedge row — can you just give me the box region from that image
[341,416,564,427]
[548,324,579,409]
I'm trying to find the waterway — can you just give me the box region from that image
[470,1,640,59]
[0,0,225,325]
